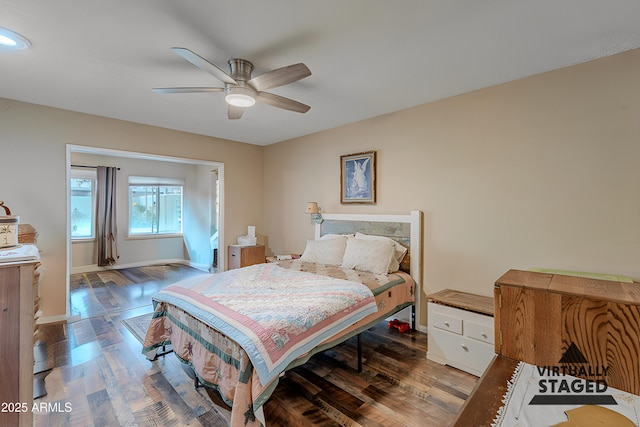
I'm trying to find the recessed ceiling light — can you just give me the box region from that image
[0,27,31,50]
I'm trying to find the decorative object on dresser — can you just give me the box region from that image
[18,223,38,244]
[0,200,19,249]
[228,244,266,270]
[427,289,495,376]
[340,151,376,204]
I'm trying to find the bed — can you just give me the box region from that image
[142,211,423,427]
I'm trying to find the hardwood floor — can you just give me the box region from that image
[68,263,206,318]
[34,264,478,426]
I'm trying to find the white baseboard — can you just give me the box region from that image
[37,314,78,325]
[70,258,205,274]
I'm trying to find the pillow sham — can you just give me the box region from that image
[341,237,396,275]
[300,236,347,265]
[320,233,354,240]
[354,232,408,272]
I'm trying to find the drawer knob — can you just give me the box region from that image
[443,321,450,327]
[461,344,469,351]
[481,332,488,338]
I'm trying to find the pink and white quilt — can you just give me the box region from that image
[149,262,378,385]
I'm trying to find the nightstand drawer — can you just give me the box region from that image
[428,328,495,376]
[465,319,494,344]
[431,311,462,335]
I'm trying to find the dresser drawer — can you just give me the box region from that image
[465,319,494,345]
[430,311,462,335]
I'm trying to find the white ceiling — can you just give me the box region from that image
[2,1,640,146]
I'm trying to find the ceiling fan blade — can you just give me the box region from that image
[228,105,244,120]
[152,87,224,94]
[171,47,237,85]
[256,92,310,113]
[248,63,311,92]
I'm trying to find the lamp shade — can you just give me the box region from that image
[305,202,319,214]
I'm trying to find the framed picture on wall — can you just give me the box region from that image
[340,150,376,204]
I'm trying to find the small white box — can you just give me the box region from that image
[237,236,257,246]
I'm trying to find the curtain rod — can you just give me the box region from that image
[71,164,121,170]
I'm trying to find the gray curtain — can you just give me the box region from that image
[96,166,119,266]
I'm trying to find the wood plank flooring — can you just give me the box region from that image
[69,263,206,318]
[34,264,478,426]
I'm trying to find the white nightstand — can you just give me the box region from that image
[427,289,495,377]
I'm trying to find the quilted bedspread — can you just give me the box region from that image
[150,262,378,385]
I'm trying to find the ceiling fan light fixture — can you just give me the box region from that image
[225,86,256,107]
[225,93,255,107]
[0,27,31,50]
[155,48,311,118]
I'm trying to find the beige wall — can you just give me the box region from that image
[264,48,640,327]
[1,100,264,320]
[2,48,639,326]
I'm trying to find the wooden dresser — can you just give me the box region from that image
[0,258,40,427]
[228,244,265,270]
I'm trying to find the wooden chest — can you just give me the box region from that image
[494,269,640,395]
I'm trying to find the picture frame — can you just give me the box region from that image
[340,150,376,204]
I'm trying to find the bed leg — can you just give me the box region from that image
[357,334,362,373]
[411,305,416,331]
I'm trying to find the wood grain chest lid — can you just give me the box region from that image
[495,269,552,290]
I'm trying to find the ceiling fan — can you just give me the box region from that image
[153,47,311,119]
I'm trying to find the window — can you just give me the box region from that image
[70,169,96,239]
[129,177,183,236]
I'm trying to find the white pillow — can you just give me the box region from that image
[341,238,396,275]
[300,237,347,265]
[320,233,354,240]
[354,232,408,272]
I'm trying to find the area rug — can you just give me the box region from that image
[121,312,154,344]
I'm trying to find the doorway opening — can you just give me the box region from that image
[66,144,224,320]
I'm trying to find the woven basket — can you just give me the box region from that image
[18,224,38,244]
